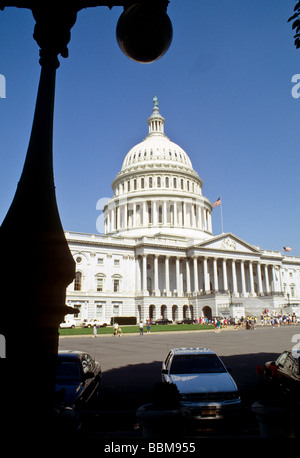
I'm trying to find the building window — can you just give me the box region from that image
[97,257,104,265]
[141,178,145,189]
[181,179,184,190]
[114,259,120,266]
[149,177,153,188]
[173,178,177,188]
[147,202,152,224]
[96,302,105,318]
[96,276,104,292]
[113,303,120,316]
[290,284,295,297]
[158,205,163,224]
[74,272,82,291]
[165,177,169,188]
[73,304,81,318]
[134,179,137,190]
[127,180,130,191]
[157,176,161,187]
[113,279,120,292]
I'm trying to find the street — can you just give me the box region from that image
[59,325,300,437]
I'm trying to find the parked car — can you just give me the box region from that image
[264,350,300,399]
[176,318,194,325]
[152,318,173,325]
[55,350,102,408]
[59,319,76,329]
[161,347,241,419]
[80,319,108,328]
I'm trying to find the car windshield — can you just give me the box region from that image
[56,360,82,381]
[170,354,226,374]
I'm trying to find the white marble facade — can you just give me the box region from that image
[65,101,300,323]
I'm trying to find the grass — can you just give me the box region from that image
[59,323,215,336]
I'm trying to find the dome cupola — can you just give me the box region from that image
[103,98,213,241]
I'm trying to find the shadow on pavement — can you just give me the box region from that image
[78,352,281,438]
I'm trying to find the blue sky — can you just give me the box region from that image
[0,1,299,255]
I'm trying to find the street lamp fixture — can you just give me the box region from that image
[0,0,173,440]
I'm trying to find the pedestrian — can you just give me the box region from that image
[146,318,151,334]
[93,324,98,337]
[113,322,119,336]
[139,320,144,336]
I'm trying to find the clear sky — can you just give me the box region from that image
[0,1,299,256]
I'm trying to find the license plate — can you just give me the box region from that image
[201,407,217,417]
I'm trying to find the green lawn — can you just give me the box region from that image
[59,323,215,336]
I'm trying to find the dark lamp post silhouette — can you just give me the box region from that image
[0,0,172,439]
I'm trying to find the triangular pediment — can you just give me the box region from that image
[194,233,261,254]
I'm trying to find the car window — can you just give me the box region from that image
[56,360,82,381]
[170,354,226,374]
[164,352,172,371]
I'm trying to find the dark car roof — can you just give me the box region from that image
[58,350,90,359]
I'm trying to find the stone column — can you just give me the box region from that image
[257,262,263,294]
[165,256,170,296]
[176,257,182,295]
[231,259,238,295]
[203,257,209,293]
[264,264,270,293]
[222,258,228,291]
[154,254,160,295]
[193,256,198,295]
[240,260,246,296]
[249,261,255,296]
[213,258,218,292]
[186,258,191,294]
[142,254,148,294]
[135,256,141,293]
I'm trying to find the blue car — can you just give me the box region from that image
[55,351,102,408]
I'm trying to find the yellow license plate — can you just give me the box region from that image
[201,407,217,417]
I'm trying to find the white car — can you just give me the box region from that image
[59,319,77,329]
[161,347,241,419]
[80,319,108,328]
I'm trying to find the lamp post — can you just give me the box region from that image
[0,0,173,439]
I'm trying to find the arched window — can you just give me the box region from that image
[74,272,82,291]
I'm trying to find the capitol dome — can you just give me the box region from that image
[121,103,193,172]
[104,98,213,240]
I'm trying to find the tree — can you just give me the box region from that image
[288,1,300,49]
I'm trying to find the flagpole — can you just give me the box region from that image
[220,195,224,233]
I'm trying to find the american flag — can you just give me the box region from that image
[283,247,292,252]
[213,197,221,207]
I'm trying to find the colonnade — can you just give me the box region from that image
[104,198,212,233]
[135,254,283,298]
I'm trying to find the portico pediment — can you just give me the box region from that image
[194,233,261,254]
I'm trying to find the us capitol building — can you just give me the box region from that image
[64,99,300,324]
